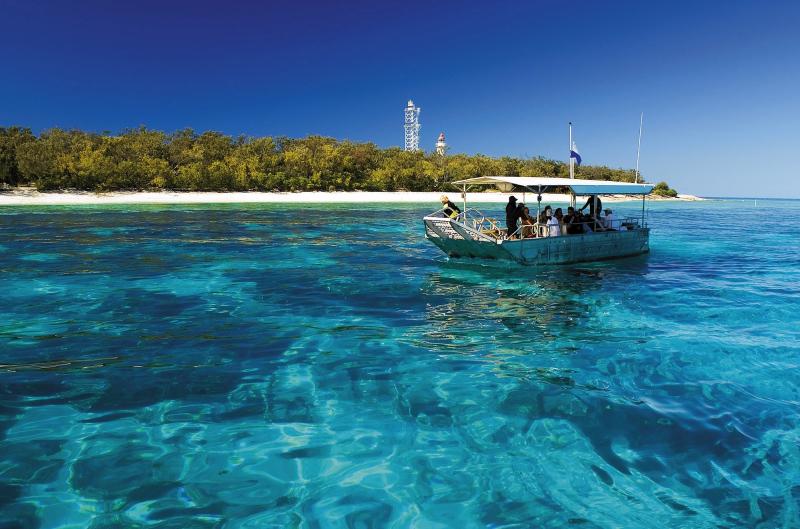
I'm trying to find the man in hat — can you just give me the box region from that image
[505,195,518,238]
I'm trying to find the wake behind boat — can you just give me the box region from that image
[423,176,654,265]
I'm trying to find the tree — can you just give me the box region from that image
[652,181,678,197]
[16,128,75,190]
[0,127,36,186]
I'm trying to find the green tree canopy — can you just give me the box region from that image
[0,126,676,194]
[0,127,36,186]
[652,181,678,197]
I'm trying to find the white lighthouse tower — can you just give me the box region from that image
[404,100,421,152]
[435,132,447,156]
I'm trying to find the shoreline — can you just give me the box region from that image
[0,189,705,206]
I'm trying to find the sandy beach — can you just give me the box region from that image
[0,189,704,206]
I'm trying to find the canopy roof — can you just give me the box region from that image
[451,176,653,196]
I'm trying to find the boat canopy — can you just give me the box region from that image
[451,176,653,196]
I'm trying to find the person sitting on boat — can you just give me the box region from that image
[555,208,566,233]
[513,202,529,237]
[538,206,551,225]
[564,206,582,235]
[579,194,603,219]
[547,208,562,237]
[520,206,536,238]
[536,206,553,237]
[505,195,518,238]
[579,211,595,233]
[601,208,616,230]
[440,195,461,219]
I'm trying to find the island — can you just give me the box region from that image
[0,126,693,205]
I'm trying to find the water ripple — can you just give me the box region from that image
[1,200,799,528]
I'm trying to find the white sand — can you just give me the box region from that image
[0,189,703,206]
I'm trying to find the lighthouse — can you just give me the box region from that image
[435,132,447,156]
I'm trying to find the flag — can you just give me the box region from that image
[570,142,582,166]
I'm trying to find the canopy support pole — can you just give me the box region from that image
[641,194,646,227]
[462,184,467,218]
[537,186,542,226]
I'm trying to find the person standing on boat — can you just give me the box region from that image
[440,195,461,218]
[505,196,518,238]
[579,194,602,219]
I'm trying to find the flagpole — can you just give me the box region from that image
[569,122,574,180]
[635,112,643,184]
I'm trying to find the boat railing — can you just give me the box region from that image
[509,216,645,240]
[425,207,506,238]
[426,207,647,242]
[460,208,506,238]
[424,207,450,219]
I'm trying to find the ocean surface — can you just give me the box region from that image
[1,198,799,529]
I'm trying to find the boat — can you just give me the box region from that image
[423,176,654,265]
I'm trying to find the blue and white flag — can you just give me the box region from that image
[570,142,582,166]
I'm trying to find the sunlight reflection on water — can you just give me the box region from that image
[1,200,799,528]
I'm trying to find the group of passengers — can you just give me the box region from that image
[504,195,619,239]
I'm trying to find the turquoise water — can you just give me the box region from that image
[1,199,799,529]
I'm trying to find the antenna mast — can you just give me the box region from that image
[635,112,643,183]
[404,100,421,152]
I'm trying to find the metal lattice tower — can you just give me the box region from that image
[404,100,421,151]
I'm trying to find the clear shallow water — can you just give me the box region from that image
[1,199,799,529]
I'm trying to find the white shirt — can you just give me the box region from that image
[547,216,561,237]
[603,213,615,229]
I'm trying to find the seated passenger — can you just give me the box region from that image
[539,205,552,225]
[564,206,582,235]
[580,212,595,233]
[520,206,535,237]
[547,208,561,237]
[554,207,565,233]
[440,195,461,218]
[510,202,527,238]
[536,206,552,237]
[601,208,616,230]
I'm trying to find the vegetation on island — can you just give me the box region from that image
[0,126,675,193]
[652,181,678,197]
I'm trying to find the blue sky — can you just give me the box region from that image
[1,0,798,197]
